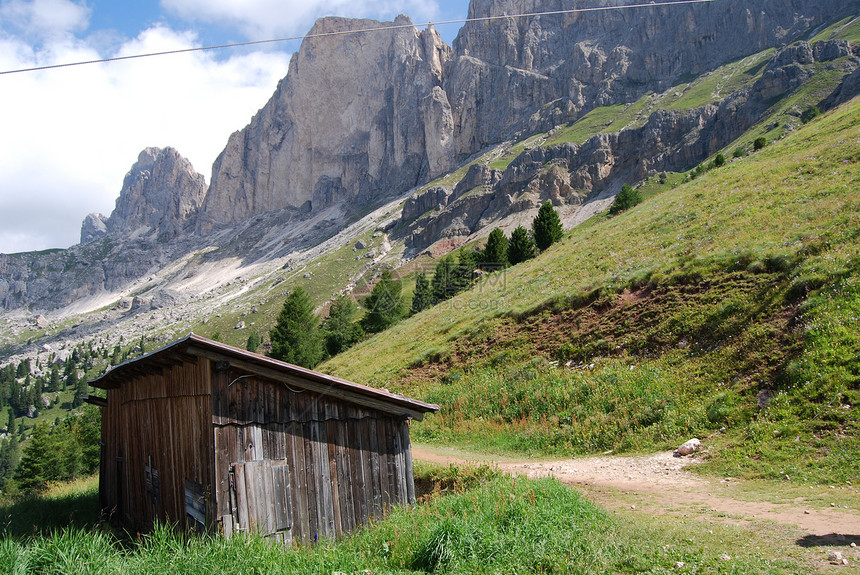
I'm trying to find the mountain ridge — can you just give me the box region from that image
[1,1,859,364]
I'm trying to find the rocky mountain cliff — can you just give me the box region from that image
[197,16,455,233]
[197,0,856,234]
[442,0,853,155]
[396,36,860,253]
[83,147,207,244]
[1,0,859,321]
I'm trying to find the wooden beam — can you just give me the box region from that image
[185,347,426,421]
[85,395,108,408]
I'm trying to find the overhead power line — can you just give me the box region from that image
[0,0,718,76]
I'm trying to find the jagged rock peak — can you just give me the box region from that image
[106,147,207,241]
[80,213,108,244]
[198,15,455,233]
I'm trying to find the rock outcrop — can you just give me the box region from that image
[197,16,455,232]
[444,0,856,150]
[80,213,108,244]
[195,0,856,235]
[105,147,207,241]
[397,36,860,253]
[81,147,206,244]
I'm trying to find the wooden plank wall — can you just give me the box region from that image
[100,357,214,532]
[211,368,414,543]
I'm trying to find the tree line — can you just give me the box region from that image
[267,201,565,368]
[0,336,147,494]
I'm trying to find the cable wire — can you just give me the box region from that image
[0,0,718,76]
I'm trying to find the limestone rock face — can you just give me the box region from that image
[199,16,455,232]
[397,35,855,255]
[401,187,451,222]
[107,147,207,241]
[80,213,108,244]
[4,1,860,315]
[198,0,855,233]
[446,0,856,150]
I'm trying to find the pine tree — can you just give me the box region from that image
[246,332,262,353]
[0,434,20,490]
[322,296,364,356]
[48,364,61,392]
[72,374,88,408]
[453,248,480,290]
[15,420,85,492]
[110,345,122,366]
[431,256,457,303]
[268,287,324,368]
[532,201,563,251]
[481,228,509,269]
[410,271,433,315]
[361,270,406,334]
[14,423,57,491]
[507,225,536,265]
[608,183,642,215]
[66,367,78,395]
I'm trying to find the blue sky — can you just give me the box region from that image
[0,0,469,254]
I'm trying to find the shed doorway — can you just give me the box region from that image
[229,459,293,542]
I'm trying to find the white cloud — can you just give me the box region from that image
[0,0,90,40]
[0,17,290,253]
[162,0,442,39]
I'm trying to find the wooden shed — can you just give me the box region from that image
[89,333,438,543]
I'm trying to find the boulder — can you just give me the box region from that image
[674,438,701,457]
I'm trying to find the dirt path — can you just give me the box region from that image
[412,446,860,571]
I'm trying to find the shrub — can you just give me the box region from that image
[714,152,726,167]
[733,147,747,158]
[753,137,767,151]
[801,106,820,123]
[608,184,642,215]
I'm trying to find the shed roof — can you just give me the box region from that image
[89,333,439,420]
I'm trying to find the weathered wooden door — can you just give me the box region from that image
[230,459,293,542]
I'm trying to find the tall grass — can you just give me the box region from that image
[415,361,704,456]
[0,476,100,538]
[0,473,805,574]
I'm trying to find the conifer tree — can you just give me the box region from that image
[322,296,364,356]
[431,256,458,303]
[48,364,61,392]
[532,201,563,251]
[72,375,88,409]
[246,332,262,353]
[609,183,642,215]
[507,225,536,265]
[269,287,324,368]
[481,228,509,268]
[361,270,406,333]
[0,433,19,490]
[411,271,433,315]
[66,367,78,395]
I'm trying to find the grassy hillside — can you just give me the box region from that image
[323,97,860,483]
